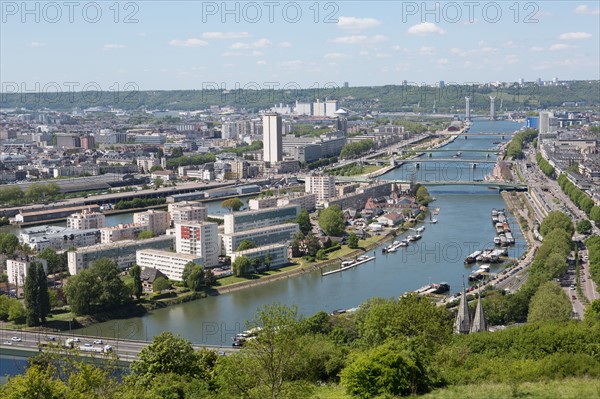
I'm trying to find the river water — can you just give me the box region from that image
[1,120,527,374]
[70,119,526,346]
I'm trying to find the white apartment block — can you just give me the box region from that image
[133,209,170,235]
[305,175,336,202]
[221,223,299,255]
[168,201,208,225]
[248,197,278,210]
[277,192,317,212]
[66,209,106,230]
[100,223,149,243]
[136,249,202,281]
[231,243,289,271]
[19,226,99,252]
[175,222,219,268]
[137,156,161,172]
[223,205,300,235]
[263,113,283,163]
[6,258,48,286]
[68,236,174,275]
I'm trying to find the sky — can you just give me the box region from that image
[1,1,599,91]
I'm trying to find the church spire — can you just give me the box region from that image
[454,281,471,334]
[470,286,488,333]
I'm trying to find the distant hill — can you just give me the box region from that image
[1,80,598,113]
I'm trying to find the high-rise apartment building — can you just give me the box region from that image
[66,209,106,230]
[175,222,219,267]
[305,175,336,202]
[263,113,283,164]
[133,209,170,236]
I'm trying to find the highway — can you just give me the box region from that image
[0,328,234,362]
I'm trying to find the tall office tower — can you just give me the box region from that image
[263,113,283,164]
[489,96,496,120]
[175,222,219,267]
[465,97,471,121]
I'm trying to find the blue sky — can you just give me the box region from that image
[1,1,599,90]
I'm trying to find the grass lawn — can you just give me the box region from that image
[360,165,385,175]
[310,378,600,399]
[216,263,304,287]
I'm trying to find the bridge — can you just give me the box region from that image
[333,176,528,191]
[415,149,500,153]
[392,158,498,164]
[440,132,515,137]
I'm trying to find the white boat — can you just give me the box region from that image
[407,235,416,241]
[398,240,408,246]
[392,241,401,246]
[387,246,397,253]
[341,260,355,267]
[416,226,425,233]
[493,236,501,244]
[429,219,438,224]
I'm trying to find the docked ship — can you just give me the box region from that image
[464,250,483,264]
[414,282,450,296]
[468,265,490,281]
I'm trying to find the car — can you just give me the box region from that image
[4,341,13,345]
[84,343,92,347]
[47,336,56,341]
[572,295,577,300]
[570,285,576,290]
[93,339,103,345]
[11,336,21,342]
[72,337,80,342]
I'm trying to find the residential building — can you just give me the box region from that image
[133,209,170,235]
[263,113,283,164]
[136,249,202,281]
[140,267,168,292]
[19,226,100,252]
[66,209,106,230]
[221,223,299,255]
[175,222,219,267]
[231,243,289,271]
[137,156,161,172]
[223,205,300,234]
[248,197,279,210]
[100,223,148,243]
[306,175,336,202]
[67,235,174,275]
[276,192,317,212]
[168,201,208,224]
[6,257,48,286]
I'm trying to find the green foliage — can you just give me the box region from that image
[539,211,574,237]
[527,282,572,323]
[558,173,595,216]
[590,206,600,224]
[24,262,50,326]
[236,239,257,251]
[153,177,164,188]
[535,152,555,178]
[219,140,263,156]
[0,185,24,204]
[37,248,68,274]
[152,277,170,293]
[296,209,312,236]
[137,230,154,240]
[319,205,346,236]
[165,153,216,168]
[341,341,433,398]
[64,258,130,315]
[129,265,142,299]
[506,129,537,159]
[232,256,251,276]
[25,182,61,201]
[340,140,374,159]
[328,163,368,176]
[347,232,359,249]
[307,156,337,170]
[114,197,166,210]
[576,219,592,234]
[186,265,205,291]
[0,294,25,323]
[221,197,244,212]
[0,232,19,255]
[130,332,216,385]
[416,185,432,206]
[586,235,600,285]
[149,165,164,172]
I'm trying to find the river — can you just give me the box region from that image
[1,120,527,374]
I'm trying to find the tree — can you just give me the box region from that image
[576,219,592,234]
[540,211,574,237]
[305,232,321,257]
[37,264,50,324]
[137,230,154,240]
[186,265,205,291]
[221,197,244,212]
[264,253,272,271]
[528,281,572,323]
[236,239,257,251]
[130,332,216,386]
[37,248,67,275]
[0,232,19,255]
[318,205,346,236]
[296,209,312,235]
[152,277,170,292]
[149,165,164,172]
[347,232,359,249]
[590,206,600,224]
[24,263,41,326]
[129,265,143,300]
[341,341,433,398]
[64,258,130,315]
[181,262,195,286]
[416,186,432,206]
[232,256,251,276]
[153,177,164,188]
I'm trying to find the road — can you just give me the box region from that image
[0,328,234,361]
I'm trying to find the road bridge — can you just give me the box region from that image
[332,176,527,191]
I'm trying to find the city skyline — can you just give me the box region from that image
[1,1,599,91]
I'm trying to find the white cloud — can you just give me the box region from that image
[103,43,126,50]
[391,45,403,51]
[503,40,519,48]
[28,41,45,48]
[201,31,250,39]
[222,50,263,57]
[277,60,304,69]
[279,41,292,48]
[337,16,382,30]
[574,5,600,15]
[436,58,449,65]
[375,53,391,59]
[395,63,410,72]
[256,60,267,65]
[529,46,545,52]
[549,43,573,51]
[324,52,349,60]
[330,35,387,44]
[503,55,519,65]
[559,32,592,40]
[138,32,147,37]
[407,22,446,36]
[231,38,271,49]
[169,38,208,47]
[419,46,435,55]
[358,51,369,56]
